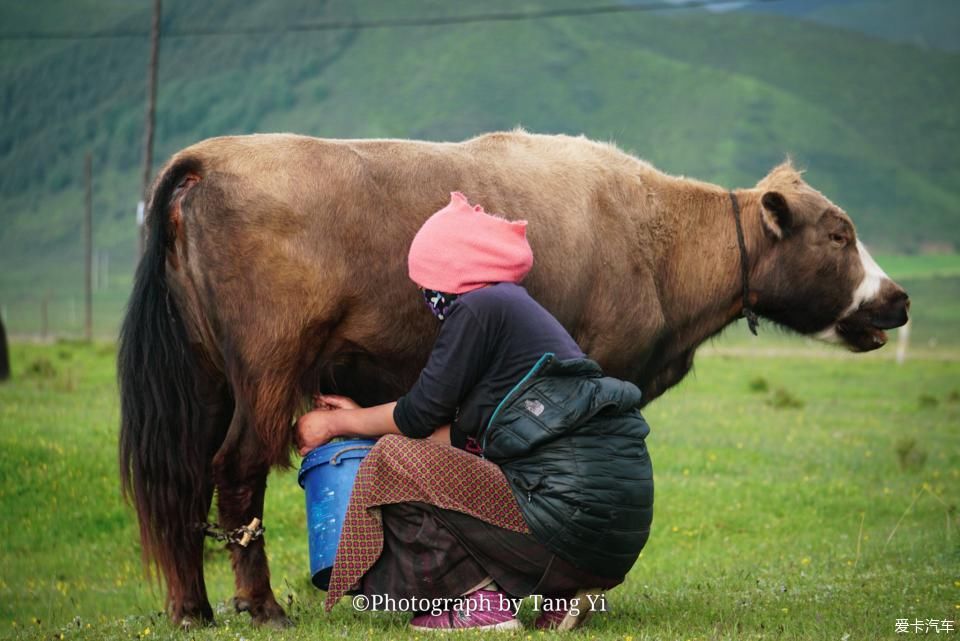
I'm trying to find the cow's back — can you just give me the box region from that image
[164,131,664,382]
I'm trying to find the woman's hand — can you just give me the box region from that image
[297,398,403,455]
[313,393,361,411]
[296,409,343,456]
[298,395,364,455]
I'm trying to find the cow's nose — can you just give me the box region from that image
[871,286,909,330]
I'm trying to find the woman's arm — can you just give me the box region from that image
[296,395,450,456]
[296,396,398,456]
[393,304,490,438]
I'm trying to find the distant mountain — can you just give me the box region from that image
[744,0,960,51]
[1,0,958,334]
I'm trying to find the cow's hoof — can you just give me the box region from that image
[233,597,252,614]
[172,603,214,630]
[253,612,294,629]
[234,596,292,628]
[177,615,215,631]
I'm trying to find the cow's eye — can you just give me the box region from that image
[829,233,847,247]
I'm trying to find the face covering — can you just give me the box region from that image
[421,288,459,321]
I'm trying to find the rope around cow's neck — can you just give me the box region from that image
[728,191,760,336]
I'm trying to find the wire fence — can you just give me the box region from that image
[3,249,128,340]
[4,282,955,362]
[2,296,126,341]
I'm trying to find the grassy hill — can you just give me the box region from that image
[1,0,958,336]
[749,0,960,51]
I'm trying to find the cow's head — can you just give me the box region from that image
[750,162,909,352]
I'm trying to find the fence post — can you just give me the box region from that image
[41,297,49,342]
[896,319,910,365]
[100,251,109,291]
[139,0,162,260]
[84,152,93,341]
[0,314,9,381]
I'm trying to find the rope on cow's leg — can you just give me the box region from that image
[195,517,264,547]
[235,517,263,547]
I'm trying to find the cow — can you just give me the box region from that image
[118,130,909,627]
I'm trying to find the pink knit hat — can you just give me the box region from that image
[408,192,534,294]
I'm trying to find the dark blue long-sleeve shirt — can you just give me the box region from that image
[393,282,585,449]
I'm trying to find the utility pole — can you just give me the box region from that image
[84,152,93,341]
[41,296,48,341]
[100,251,109,291]
[0,313,9,381]
[139,0,161,259]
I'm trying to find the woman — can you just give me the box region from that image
[296,192,654,631]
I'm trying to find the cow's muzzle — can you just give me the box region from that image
[836,282,910,352]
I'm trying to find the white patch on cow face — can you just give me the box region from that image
[813,240,890,345]
[846,240,889,315]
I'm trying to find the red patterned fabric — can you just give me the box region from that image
[325,434,529,609]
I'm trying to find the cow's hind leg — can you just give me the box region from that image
[168,386,233,628]
[167,479,215,627]
[213,399,292,627]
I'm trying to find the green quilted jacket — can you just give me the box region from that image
[481,353,654,580]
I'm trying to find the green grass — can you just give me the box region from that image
[877,253,960,281]
[1,341,957,640]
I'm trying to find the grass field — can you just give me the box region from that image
[0,341,957,641]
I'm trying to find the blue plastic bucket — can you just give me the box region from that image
[298,438,376,589]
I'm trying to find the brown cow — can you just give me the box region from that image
[118,130,908,627]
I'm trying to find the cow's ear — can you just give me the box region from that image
[760,191,792,240]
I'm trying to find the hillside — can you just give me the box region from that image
[748,0,960,51]
[1,0,958,336]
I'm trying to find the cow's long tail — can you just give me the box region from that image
[118,157,210,593]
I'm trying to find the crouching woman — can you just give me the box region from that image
[296,192,654,631]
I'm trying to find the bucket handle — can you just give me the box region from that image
[330,444,374,466]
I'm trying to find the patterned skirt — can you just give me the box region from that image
[324,434,619,610]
